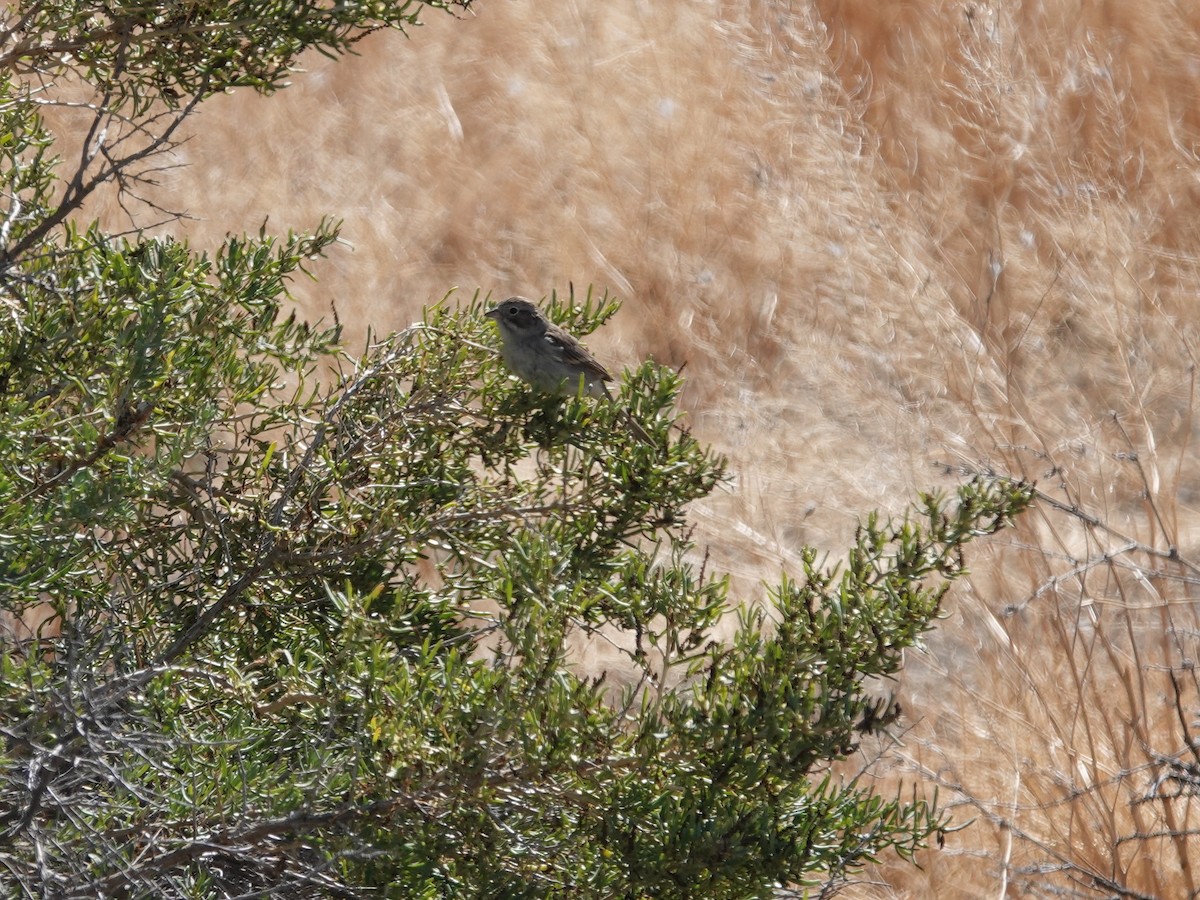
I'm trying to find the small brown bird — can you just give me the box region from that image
[485,297,653,442]
[485,297,615,398]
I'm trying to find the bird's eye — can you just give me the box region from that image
[507,306,518,316]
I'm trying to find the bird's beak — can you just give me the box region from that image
[484,307,501,320]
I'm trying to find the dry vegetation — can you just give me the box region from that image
[78,0,1200,895]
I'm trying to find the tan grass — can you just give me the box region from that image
[67,0,1200,894]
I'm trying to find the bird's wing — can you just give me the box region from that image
[543,327,613,382]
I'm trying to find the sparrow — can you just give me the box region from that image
[485,296,652,441]
[485,297,617,397]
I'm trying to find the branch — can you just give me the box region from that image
[155,337,421,666]
[1,88,205,266]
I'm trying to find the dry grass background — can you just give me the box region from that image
[88,0,1200,895]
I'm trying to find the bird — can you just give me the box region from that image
[485,296,616,398]
[484,296,653,441]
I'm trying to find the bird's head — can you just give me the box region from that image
[485,297,547,336]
